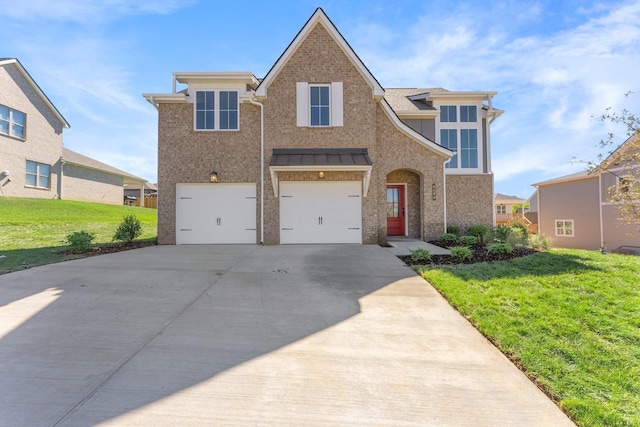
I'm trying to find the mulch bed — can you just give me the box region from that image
[399,241,538,267]
[61,240,156,257]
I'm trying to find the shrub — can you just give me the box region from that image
[410,248,432,263]
[113,214,142,243]
[438,233,458,245]
[488,242,513,255]
[506,227,528,247]
[66,230,96,250]
[450,246,473,261]
[529,233,550,251]
[458,235,478,247]
[493,224,512,243]
[446,224,460,236]
[507,219,530,239]
[466,225,489,245]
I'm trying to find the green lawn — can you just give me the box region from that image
[417,249,640,427]
[0,197,157,274]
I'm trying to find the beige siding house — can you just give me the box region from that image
[0,58,147,205]
[144,8,502,245]
[532,135,639,251]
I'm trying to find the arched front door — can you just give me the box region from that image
[386,185,405,236]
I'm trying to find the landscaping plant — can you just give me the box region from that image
[113,214,143,243]
[66,230,96,251]
[438,233,458,245]
[466,225,489,245]
[487,242,513,255]
[410,248,431,263]
[450,246,473,261]
[446,224,460,236]
[528,233,550,251]
[458,235,478,247]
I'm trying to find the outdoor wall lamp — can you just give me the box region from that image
[318,171,325,179]
[210,170,219,183]
[432,183,436,200]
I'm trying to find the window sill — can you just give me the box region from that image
[1,132,26,142]
[25,185,51,191]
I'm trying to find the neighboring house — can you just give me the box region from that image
[124,182,158,208]
[143,8,502,245]
[532,134,639,250]
[494,193,526,225]
[0,58,147,205]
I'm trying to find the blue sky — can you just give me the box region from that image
[2,0,639,198]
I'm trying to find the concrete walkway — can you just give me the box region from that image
[0,245,573,426]
[387,236,451,256]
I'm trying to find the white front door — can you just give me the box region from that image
[279,181,362,244]
[176,183,256,244]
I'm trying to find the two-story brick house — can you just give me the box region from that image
[144,8,502,245]
[1,58,147,205]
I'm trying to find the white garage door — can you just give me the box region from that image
[280,181,362,244]
[176,183,256,244]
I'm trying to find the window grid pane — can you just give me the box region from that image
[440,129,458,168]
[219,91,238,130]
[195,91,215,130]
[460,129,478,168]
[460,106,477,122]
[440,106,457,122]
[310,86,330,126]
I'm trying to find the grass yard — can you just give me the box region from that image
[417,249,640,427]
[0,197,157,274]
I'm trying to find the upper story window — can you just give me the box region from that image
[460,106,477,122]
[296,82,343,127]
[0,104,26,139]
[310,85,330,127]
[440,106,456,122]
[194,90,238,131]
[26,160,50,189]
[440,129,458,169]
[460,129,478,168]
[496,205,507,214]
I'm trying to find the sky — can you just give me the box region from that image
[2,0,639,199]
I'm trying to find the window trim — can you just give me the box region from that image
[25,160,51,190]
[440,105,457,123]
[0,104,26,140]
[460,105,477,122]
[496,205,507,214]
[555,219,574,237]
[309,84,331,127]
[193,89,239,131]
[296,82,343,128]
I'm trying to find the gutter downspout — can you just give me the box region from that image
[247,93,265,244]
[442,156,454,233]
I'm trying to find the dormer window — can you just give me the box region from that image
[194,90,238,131]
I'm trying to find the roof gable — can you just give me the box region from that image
[62,148,145,183]
[255,8,384,99]
[0,58,70,129]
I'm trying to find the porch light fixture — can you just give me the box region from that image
[210,170,219,183]
[432,183,436,200]
[318,171,325,179]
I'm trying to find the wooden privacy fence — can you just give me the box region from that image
[133,196,157,209]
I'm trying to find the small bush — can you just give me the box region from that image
[66,230,96,250]
[529,233,550,251]
[493,224,512,243]
[467,225,489,245]
[446,225,460,236]
[488,242,513,255]
[507,219,530,240]
[410,248,432,263]
[506,227,528,247]
[438,233,458,244]
[458,235,478,247]
[113,214,142,243]
[450,246,473,261]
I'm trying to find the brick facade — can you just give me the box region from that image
[152,15,495,245]
[445,174,494,230]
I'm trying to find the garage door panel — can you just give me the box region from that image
[176,183,256,244]
[280,181,362,244]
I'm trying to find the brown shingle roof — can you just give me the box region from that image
[384,88,448,112]
[62,148,146,182]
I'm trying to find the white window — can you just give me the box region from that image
[0,104,26,139]
[440,129,458,169]
[26,160,50,189]
[460,105,477,122]
[440,106,456,122]
[194,90,238,131]
[555,220,574,237]
[296,82,343,127]
[496,205,506,214]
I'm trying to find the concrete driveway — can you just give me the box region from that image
[0,245,573,426]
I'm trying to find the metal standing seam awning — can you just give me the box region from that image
[269,148,373,197]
